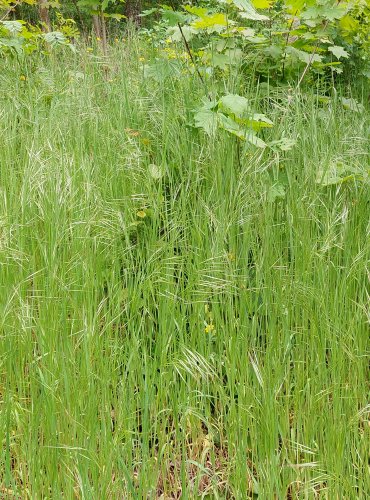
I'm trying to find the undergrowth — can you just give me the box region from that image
[0,38,369,498]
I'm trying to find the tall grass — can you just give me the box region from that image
[0,38,369,498]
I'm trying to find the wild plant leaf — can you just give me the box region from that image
[161,9,186,26]
[286,46,323,64]
[234,1,269,21]
[245,132,267,148]
[143,59,181,82]
[192,13,228,32]
[139,8,158,17]
[339,14,358,37]
[268,183,286,202]
[1,21,23,36]
[194,109,218,136]
[269,138,296,151]
[247,113,273,130]
[167,25,195,42]
[319,4,347,21]
[183,6,208,17]
[230,0,268,16]
[328,45,349,60]
[218,113,245,138]
[218,94,250,118]
[210,52,231,69]
[0,37,24,53]
[316,161,368,186]
[252,0,272,8]
[44,31,67,46]
[302,4,347,22]
[339,97,365,113]
[218,114,266,147]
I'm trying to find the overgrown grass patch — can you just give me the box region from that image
[0,40,369,498]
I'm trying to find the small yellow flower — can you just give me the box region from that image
[136,210,147,219]
[139,57,145,62]
[20,75,26,81]
[87,47,93,52]
[114,38,119,43]
[204,323,215,334]
[96,37,101,41]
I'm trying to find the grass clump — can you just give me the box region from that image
[0,39,369,498]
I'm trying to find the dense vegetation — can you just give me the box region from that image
[1,1,369,498]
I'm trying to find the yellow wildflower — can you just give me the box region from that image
[204,323,215,334]
[137,210,147,219]
[20,75,26,81]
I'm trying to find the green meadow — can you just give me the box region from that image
[0,37,369,498]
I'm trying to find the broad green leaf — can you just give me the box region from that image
[252,0,272,8]
[302,4,347,22]
[44,31,67,46]
[210,53,231,69]
[339,97,365,113]
[194,109,218,136]
[248,113,273,130]
[139,8,158,17]
[268,183,286,202]
[339,15,359,39]
[269,138,296,151]
[232,0,269,20]
[162,9,186,26]
[184,6,208,17]
[320,4,347,21]
[315,161,365,186]
[192,13,228,31]
[167,26,195,43]
[284,0,305,14]
[218,113,245,138]
[219,94,250,117]
[143,59,181,82]
[286,46,322,64]
[210,49,243,69]
[1,21,23,35]
[244,131,267,148]
[328,45,349,60]
[219,114,266,147]
[105,13,126,20]
[0,37,24,54]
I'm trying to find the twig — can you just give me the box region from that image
[281,10,298,80]
[296,37,323,88]
[0,0,22,22]
[168,0,210,98]
[297,0,342,87]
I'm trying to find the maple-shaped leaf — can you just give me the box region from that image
[328,45,349,60]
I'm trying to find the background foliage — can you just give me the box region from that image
[1,0,369,83]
